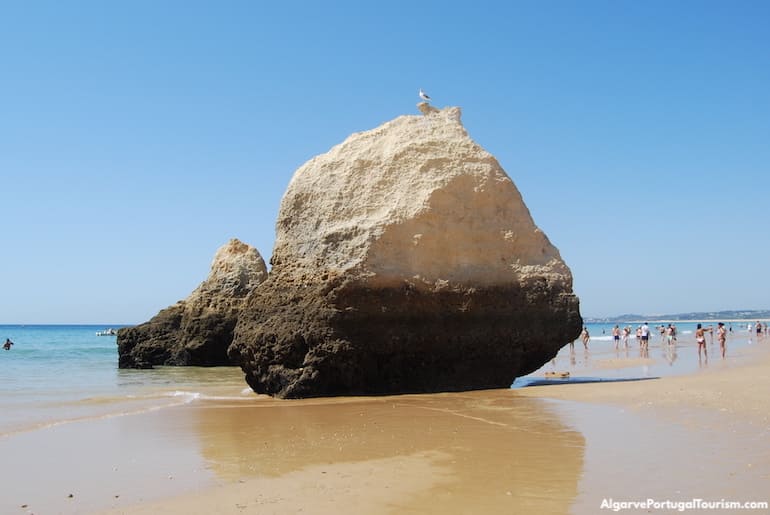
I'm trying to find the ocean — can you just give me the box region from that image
[0,325,250,437]
[1,321,763,437]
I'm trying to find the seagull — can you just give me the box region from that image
[419,88,431,102]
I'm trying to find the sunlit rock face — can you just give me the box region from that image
[118,239,267,368]
[230,107,582,398]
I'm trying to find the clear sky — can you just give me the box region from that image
[2,1,768,324]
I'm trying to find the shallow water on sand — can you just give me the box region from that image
[1,324,768,513]
[526,323,766,384]
[0,325,253,436]
[0,390,589,514]
[4,386,765,514]
[1,323,763,435]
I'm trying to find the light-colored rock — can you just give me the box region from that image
[232,107,581,398]
[274,106,571,291]
[417,101,440,115]
[188,238,268,310]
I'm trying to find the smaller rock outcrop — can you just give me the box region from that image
[117,239,267,368]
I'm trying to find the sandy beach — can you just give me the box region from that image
[3,333,769,514]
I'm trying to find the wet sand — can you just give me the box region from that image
[528,330,770,418]
[519,336,770,513]
[2,334,769,514]
[3,391,586,514]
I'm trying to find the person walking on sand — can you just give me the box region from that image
[717,322,727,358]
[580,327,590,349]
[695,323,712,363]
[3,338,13,350]
[622,326,631,348]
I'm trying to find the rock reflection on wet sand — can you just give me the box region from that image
[190,389,584,513]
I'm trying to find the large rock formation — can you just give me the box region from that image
[229,107,581,398]
[118,239,268,368]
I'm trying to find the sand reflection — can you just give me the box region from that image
[190,389,585,513]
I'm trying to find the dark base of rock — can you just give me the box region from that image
[230,278,582,398]
[118,305,239,368]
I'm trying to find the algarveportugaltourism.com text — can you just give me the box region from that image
[600,498,769,512]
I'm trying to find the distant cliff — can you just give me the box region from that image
[586,309,770,323]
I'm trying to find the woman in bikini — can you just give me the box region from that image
[717,322,727,358]
[695,323,712,363]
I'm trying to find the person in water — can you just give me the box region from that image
[3,338,13,350]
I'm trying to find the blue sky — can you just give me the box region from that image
[2,1,768,323]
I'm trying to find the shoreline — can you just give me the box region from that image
[2,337,768,514]
[105,338,770,514]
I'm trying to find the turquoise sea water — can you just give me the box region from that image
[0,325,250,436]
[1,322,765,436]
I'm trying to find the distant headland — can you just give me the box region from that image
[586,309,770,324]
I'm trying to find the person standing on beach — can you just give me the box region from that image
[666,324,674,345]
[612,325,620,349]
[695,323,712,363]
[717,322,727,358]
[640,322,650,351]
[622,326,630,348]
[580,327,590,349]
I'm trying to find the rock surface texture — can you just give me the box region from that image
[118,239,268,368]
[230,107,582,398]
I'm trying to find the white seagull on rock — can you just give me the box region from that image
[419,88,431,101]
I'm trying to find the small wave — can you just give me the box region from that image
[198,394,257,401]
[584,336,614,341]
[165,390,259,402]
[166,390,202,403]
[0,394,198,439]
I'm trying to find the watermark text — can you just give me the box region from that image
[600,498,769,512]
